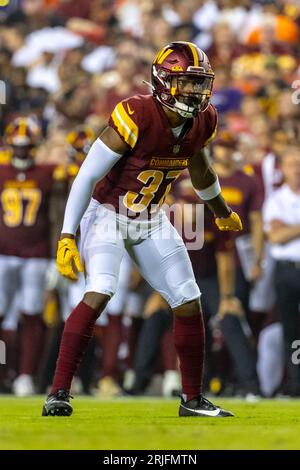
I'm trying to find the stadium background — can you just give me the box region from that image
[0,0,300,403]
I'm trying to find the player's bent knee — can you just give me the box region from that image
[83,292,110,314]
[170,279,200,312]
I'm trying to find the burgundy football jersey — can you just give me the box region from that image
[0,164,63,258]
[92,94,217,217]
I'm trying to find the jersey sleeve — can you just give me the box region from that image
[202,104,218,147]
[0,148,12,165]
[108,96,144,150]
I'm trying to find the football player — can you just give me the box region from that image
[43,42,242,417]
[213,130,264,301]
[0,117,66,395]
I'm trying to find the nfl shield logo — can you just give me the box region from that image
[173,145,180,154]
[17,173,26,182]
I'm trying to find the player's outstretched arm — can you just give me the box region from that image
[188,148,243,232]
[58,127,127,280]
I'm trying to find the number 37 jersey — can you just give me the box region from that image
[92,94,217,216]
[0,164,62,258]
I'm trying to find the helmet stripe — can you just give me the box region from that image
[186,42,199,67]
[153,48,164,64]
[154,46,168,63]
[18,119,27,137]
[156,48,173,64]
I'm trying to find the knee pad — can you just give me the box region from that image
[170,279,200,309]
[85,273,118,298]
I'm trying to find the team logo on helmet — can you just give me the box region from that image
[151,41,214,118]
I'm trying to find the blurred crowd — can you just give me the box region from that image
[0,0,300,399]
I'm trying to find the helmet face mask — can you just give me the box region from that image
[170,74,214,118]
[12,145,34,160]
[151,42,214,118]
[11,144,36,170]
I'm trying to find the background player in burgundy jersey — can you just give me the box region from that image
[0,117,66,396]
[213,130,264,309]
[43,41,242,418]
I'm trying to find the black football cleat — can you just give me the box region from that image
[42,390,73,417]
[179,394,234,418]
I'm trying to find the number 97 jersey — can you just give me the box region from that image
[92,94,217,217]
[0,164,64,258]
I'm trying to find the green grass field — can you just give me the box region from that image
[1,396,300,450]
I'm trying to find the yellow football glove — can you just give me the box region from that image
[56,238,84,281]
[215,211,243,232]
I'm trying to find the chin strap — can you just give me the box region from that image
[174,99,195,118]
[12,158,34,170]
